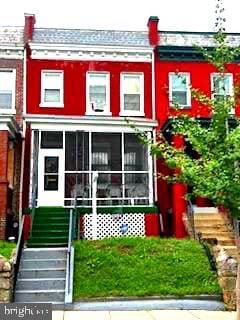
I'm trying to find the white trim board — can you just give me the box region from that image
[29,44,152,62]
[24,114,158,132]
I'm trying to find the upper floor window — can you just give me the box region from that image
[120,73,144,116]
[86,72,110,115]
[40,71,64,108]
[0,70,16,112]
[169,72,191,108]
[211,73,233,100]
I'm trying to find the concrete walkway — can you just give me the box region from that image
[53,310,236,320]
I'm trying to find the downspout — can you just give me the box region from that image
[152,49,158,203]
[18,47,27,220]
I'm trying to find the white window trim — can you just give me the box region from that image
[169,72,191,108]
[210,72,234,114]
[120,72,144,116]
[0,69,16,114]
[40,70,64,108]
[86,72,111,116]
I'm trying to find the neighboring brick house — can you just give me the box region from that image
[0,25,24,239]
[148,17,240,238]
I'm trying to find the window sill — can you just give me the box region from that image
[169,105,192,109]
[0,108,16,114]
[39,103,64,108]
[119,111,145,117]
[86,111,112,116]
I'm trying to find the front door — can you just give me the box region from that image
[38,149,64,206]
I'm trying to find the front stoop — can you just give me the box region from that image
[184,207,238,310]
[14,248,67,305]
[185,208,237,257]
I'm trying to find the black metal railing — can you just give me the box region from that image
[13,215,25,296]
[198,232,217,271]
[187,200,196,239]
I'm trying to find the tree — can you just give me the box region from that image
[131,1,240,316]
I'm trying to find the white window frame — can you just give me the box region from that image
[86,72,111,115]
[211,73,234,114]
[120,72,144,116]
[40,70,64,108]
[0,69,16,113]
[169,72,191,108]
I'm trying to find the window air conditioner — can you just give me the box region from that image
[91,102,104,112]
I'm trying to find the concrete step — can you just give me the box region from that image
[22,248,67,260]
[28,236,68,244]
[200,231,235,239]
[20,259,66,269]
[27,241,67,249]
[216,239,236,246]
[223,246,238,258]
[31,230,68,237]
[195,226,229,233]
[14,290,65,303]
[33,223,69,231]
[16,278,65,290]
[18,268,66,279]
[34,217,69,223]
[194,213,225,220]
[194,220,227,227]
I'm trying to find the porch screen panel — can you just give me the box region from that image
[65,173,90,206]
[65,132,89,171]
[65,132,89,205]
[124,133,148,171]
[92,133,121,171]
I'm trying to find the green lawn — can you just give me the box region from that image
[73,237,221,299]
[0,241,16,259]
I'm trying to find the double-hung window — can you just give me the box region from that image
[40,71,64,107]
[211,73,233,99]
[169,72,191,107]
[86,72,110,115]
[120,73,144,116]
[0,70,16,112]
[211,73,234,114]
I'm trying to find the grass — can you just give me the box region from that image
[0,241,16,259]
[73,237,221,299]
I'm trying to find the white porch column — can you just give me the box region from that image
[92,171,98,240]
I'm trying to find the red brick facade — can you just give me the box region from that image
[0,55,24,240]
[0,131,9,239]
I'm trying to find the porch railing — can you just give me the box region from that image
[13,215,25,295]
[187,200,196,239]
[65,209,74,304]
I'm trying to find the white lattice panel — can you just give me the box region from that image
[83,213,145,240]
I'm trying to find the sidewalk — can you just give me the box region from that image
[53,310,236,320]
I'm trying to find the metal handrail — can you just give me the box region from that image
[30,184,37,238]
[65,209,74,303]
[13,215,25,294]
[187,200,196,239]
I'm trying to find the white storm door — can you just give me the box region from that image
[38,149,64,206]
